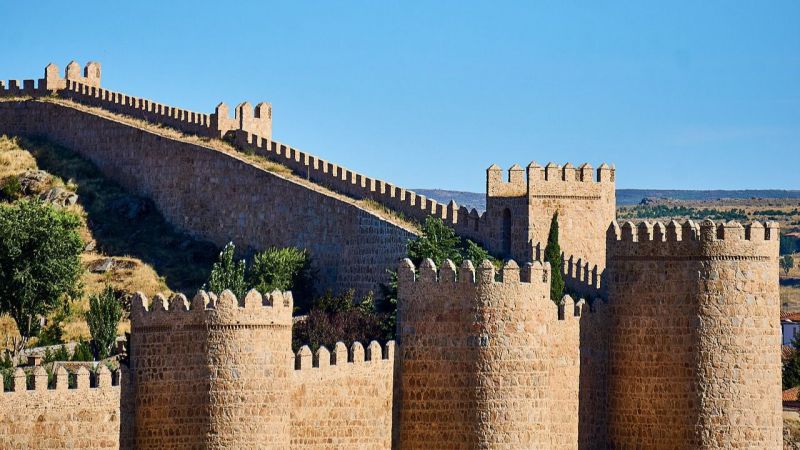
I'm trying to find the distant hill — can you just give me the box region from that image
[415,188,800,211]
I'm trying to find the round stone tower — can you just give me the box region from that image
[396,257,581,449]
[205,289,293,449]
[130,288,293,449]
[606,219,781,448]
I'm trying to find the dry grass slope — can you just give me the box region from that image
[0,135,219,349]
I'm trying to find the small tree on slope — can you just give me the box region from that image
[206,242,247,300]
[0,200,83,353]
[86,286,123,360]
[544,212,565,304]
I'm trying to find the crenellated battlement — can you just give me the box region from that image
[1,61,271,140]
[1,365,122,394]
[487,161,615,198]
[562,254,605,300]
[606,219,780,261]
[293,340,395,370]
[396,257,552,285]
[130,289,293,329]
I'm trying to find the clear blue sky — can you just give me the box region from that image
[2,1,798,191]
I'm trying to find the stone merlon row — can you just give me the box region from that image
[0,61,271,140]
[130,289,293,327]
[2,365,122,394]
[487,162,615,197]
[294,341,395,370]
[397,258,552,285]
[608,219,779,243]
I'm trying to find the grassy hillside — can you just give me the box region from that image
[0,135,219,350]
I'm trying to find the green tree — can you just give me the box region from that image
[544,211,565,303]
[205,242,247,300]
[249,247,314,312]
[378,218,496,340]
[785,335,800,389]
[407,217,463,267]
[86,286,123,359]
[782,255,795,276]
[71,340,93,362]
[407,217,494,268]
[0,200,83,352]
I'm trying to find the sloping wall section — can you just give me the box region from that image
[0,99,415,295]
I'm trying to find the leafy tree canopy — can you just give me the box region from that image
[0,200,83,349]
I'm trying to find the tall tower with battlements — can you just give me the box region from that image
[130,289,294,449]
[605,219,782,448]
[484,162,615,268]
[396,257,581,449]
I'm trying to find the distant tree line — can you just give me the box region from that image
[618,205,748,221]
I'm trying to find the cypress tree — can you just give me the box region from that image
[544,211,565,303]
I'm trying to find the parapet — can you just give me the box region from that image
[130,289,293,329]
[562,254,605,300]
[2,365,123,395]
[486,161,615,198]
[2,62,271,140]
[294,340,395,370]
[606,219,780,260]
[395,258,588,321]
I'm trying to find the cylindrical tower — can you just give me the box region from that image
[130,288,293,449]
[397,257,580,449]
[606,219,781,449]
[205,289,293,449]
[130,292,210,449]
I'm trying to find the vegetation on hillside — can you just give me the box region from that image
[783,234,800,256]
[617,205,748,221]
[0,135,218,352]
[204,243,315,312]
[0,200,83,351]
[783,255,796,276]
[86,286,123,359]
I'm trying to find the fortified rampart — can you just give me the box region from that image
[2,62,271,139]
[291,341,394,448]
[396,258,581,449]
[0,365,132,449]
[0,99,414,296]
[605,219,782,448]
[129,289,394,449]
[0,61,784,449]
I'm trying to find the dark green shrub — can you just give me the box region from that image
[42,345,69,363]
[0,175,22,201]
[407,217,495,268]
[71,340,93,362]
[86,286,122,359]
[544,212,565,303]
[0,200,83,351]
[249,247,314,312]
[205,242,247,299]
[291,289,384,352]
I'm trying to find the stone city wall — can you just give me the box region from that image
[130,289,295,449]
[396,258,582,449]
[0,365,130,449]
[291,341,395,449]
[606,219,782,449]
[0,62,271,140]
[0,99,414,296]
